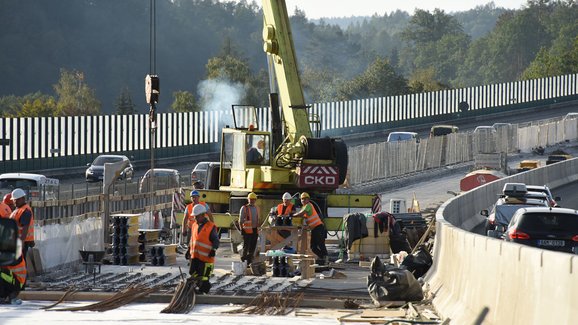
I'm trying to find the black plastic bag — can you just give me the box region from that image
[401,245,433,278]
[367,256,423,303]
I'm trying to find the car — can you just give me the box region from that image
[387,131,419,143]
[546,153,572,165]
[0,173,59,201]
[526,185,560,207]
[563,112,578,120]
[85,155,134,182]
[516,160,540,173]
[190,161,220,189]
[429,125,459,137]
[139,168,180,193]
[491,122,512,129]
[481,197,550,238]
[481,183,550,237]
[473,126,496,135]
[505,207,578,254]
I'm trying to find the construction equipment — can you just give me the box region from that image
[195,0,376,231]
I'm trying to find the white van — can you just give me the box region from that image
[387,131,419,143]
[0,173,59,201]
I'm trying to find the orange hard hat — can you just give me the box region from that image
[3,193,12,205]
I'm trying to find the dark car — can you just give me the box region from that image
[505,207,578,254]
[139,168,180,193]
[85,155,134,182]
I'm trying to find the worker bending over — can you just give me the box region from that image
[293,192,329,265]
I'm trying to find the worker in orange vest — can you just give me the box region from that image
[3,194,15,212]
[9,189,34,260]
[182,190,213,259]
[239,192,259,265]
[0,256,26,305]
[0,194,13,218]
[275,192,295,239]
[293,192,328,265]
[188,204,219,294]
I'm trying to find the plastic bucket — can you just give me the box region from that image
[232,261,246,275]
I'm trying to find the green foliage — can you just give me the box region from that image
[0,0,577,113]
[171,90,199,112]
[401,9,464,44]
[336,58,408,100]
[0,92,56,117]
[408,68,449,93]
[115,87,136,115]
[20,96,57,117]
[53,69,101,116]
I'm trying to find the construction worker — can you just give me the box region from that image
[188,204,219,294]
[0,194,13,218]
[293,192,329,265]
[239,192,259,265]
[275,192,295,239]
[182,190,213,259]
[0,254,26,305]
[9,189,34,260]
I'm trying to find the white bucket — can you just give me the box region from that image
[232,261,246,276]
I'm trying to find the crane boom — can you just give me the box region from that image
[262,0,312,143]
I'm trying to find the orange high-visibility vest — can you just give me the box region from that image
[11,204,34,242]
[4,258,27,287]
[190,221,216,263]
[277,203,294,216]
[185,202,209,225]
[0,202,11,218]
[242,204,256,234]
[303,202,322,229]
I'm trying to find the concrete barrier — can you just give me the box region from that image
[427,158,578,324]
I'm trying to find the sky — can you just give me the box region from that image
[251,0,529,18]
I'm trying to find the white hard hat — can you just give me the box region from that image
[192,204,206,216]
[11,188,26,200]
[282,192,292,200]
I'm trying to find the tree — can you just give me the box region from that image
[0,92,56,117]
[115,87,136,114]
[171,90,199,112]
[336,58,409,100]
[401,9,463,44]
[53,69,101,116]
[19,96,57,117]
[408,68,449,93]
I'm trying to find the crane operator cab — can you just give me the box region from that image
[219,104,346,193]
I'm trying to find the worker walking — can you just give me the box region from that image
[293,192,328,265]
[0,255,26,305]
[239,192,259,265]
[9,189,34,260]
[0,194,13,218]
[188,204,219,294]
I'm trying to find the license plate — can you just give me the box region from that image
[538,239,565,247]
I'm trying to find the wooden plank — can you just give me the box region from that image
[360,309,406,318]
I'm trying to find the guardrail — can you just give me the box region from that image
[427,158,578,324]
[2,74,577,173]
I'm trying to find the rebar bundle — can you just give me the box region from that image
[160,276,198,314]
[47,284,159,312]
[225,292,304,316]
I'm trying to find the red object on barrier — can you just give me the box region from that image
[460,169,505,192]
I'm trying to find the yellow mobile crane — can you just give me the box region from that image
[199,0,376,231]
